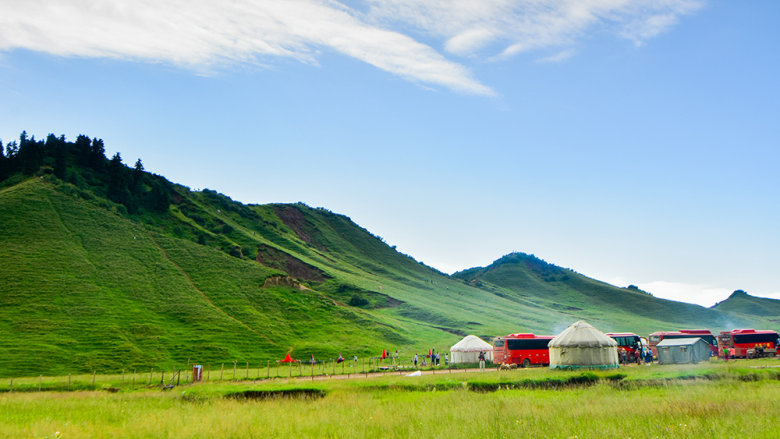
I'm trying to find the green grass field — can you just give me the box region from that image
[1,360,778,438]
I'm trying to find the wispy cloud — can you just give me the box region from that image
[536,49,576,64]
[366,0,704,57]
[0,0,703,94]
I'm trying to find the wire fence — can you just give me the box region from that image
[0,357,480,393]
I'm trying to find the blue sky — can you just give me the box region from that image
[2,1,778,306]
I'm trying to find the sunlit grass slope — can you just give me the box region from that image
[0,179,442,377]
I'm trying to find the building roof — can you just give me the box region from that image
[549,320,618,348]
[656,337,708,347]
[450,335,492,352]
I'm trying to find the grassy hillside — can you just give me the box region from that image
[1,132,776,377]
[452,253,775,334]
[712,290,780,325]
[0,179,411,376]
[0,174,568,377]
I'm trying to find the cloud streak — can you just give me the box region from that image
[0,0,703,94]
[366,0,704,57]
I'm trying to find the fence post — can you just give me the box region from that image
[39,375,42,392]
[9,378,12,393]
[92,371,96,387]
[233,361,237,382]
[149,368,153,385]
[220,363,224,381]
[122,369,125,386]
[177,370,180,386]
[161,371,164,385]
[246,362,249,379]
[207,364,210,381]
[68,374,71,391]
[267,360,270,379]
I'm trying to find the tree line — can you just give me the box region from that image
[0,131,170,214]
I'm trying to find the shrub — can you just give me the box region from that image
[349,294,369,307]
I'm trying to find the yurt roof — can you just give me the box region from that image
[450,335,492,352]
[549,320,617,348]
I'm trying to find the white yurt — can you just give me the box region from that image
[549,320,619,370]
[450,335,493,364]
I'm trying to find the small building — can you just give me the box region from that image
[549,320,619,370]
[450,335,493,364]
[656,337,712,364]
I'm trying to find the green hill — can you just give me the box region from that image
[0,132,776,377]
[452,253,773,334]
[712,290,780,324]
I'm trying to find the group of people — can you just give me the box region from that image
[619,346,654,365]
[412,348,448,368]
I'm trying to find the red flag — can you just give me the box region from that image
[382,349,387,359]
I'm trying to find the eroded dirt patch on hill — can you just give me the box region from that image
[256,244,329,281]
[273,205,327,251]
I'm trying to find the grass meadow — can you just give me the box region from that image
[1,360,779,438]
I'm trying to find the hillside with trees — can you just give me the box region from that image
[0,131,775,377]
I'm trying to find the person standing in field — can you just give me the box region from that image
[414,354,418,368]
[478,351,486,371]
[723,347,729,362]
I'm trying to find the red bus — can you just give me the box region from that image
[717,329,779,358]
[494,333,554,367]
[606,333,642,363]
[492,336,506,365]
[648,329,718,357]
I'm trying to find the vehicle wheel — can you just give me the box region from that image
[522,358,531,368]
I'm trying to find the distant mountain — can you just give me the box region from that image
[712,290,780,324]
[0,132,775,377]
[452,252,769,334]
